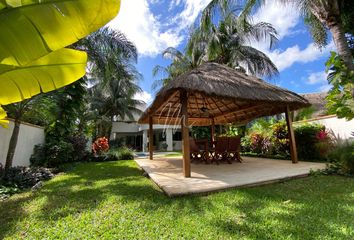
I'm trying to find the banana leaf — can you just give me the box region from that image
[0,48,87,105]
[0,0,121,66]
[0,106,8,127]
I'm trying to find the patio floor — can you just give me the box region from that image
[135,156,326,196]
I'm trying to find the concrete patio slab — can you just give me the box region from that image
[135,156,326,196]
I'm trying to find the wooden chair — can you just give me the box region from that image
[190,137,206,163]
[227,136,242,163]
[211,137,231,164]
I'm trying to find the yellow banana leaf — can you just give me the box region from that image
[0,48,87,105]
[0,0,121,66]
[0,105,9,128]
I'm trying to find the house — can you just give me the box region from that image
[110,104,182,152]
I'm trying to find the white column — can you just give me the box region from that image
[166,128,173,151]
[142,130,148,152]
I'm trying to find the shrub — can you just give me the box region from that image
[117,147,135,160]
[92,137,109,155]
[271,121,289,156]
[326,142,354,176]
[109,138,125,149]
[67,135,89,162]
[294,124,325,161]
[30,141,74,167]
[241,135,251,152]
[1,167,54,189]
[314,129,334,158]
[249,133,272,155]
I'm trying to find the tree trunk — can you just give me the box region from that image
[5,119,21,172]
[329,22,354,71]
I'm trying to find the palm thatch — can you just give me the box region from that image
[139,62,310,126]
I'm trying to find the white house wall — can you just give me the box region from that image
[295,115,354,140]
[0,120,45,167]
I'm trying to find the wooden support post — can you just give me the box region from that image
[285,106,298,163]
[181,90,191,177]
[149,116,153,160]
[211,118,215,143]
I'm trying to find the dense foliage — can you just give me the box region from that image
[325,51,354,120]
[153,5,278,89]
[326,141,354,176]
[237,119,332,161]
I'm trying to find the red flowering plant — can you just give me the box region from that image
[92,137,109,156]
[315,129,333,158]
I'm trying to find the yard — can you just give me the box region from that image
[0,160,353,239]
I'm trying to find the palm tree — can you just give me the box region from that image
[74,27,139,87]
[74,27,143,138]
[153,10,279,90]
[89,78,143,137]
[189,14,279,78]
[202,0,353,71]
[152,47,204,89]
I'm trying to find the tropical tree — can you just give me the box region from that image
[202,0,353,71]
[153,8,279,89]
[74,27,138,87]
[89,78,143,138]
[189,13,279,78]
[0,0,121,171]
[152,46,204,89]
[0,0,121,123]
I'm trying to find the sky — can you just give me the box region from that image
[108,0,335,104]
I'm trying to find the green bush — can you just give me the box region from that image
[294,124,325,161]
[326,142,354,176]
[91,147,135,162]
[109,147,135,160]
[271,121,290,156]
[30,141,74,167]
[30,135,90,167]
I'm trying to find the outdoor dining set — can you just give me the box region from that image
[189,136,243,164]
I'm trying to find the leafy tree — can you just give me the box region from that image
[89,78,143,138]
[153,11,278,89]
[325,51,354,120]
[0,0,120,123]
[152,47,203,89]
[0,0,120,171]
[189,13,279,78]
[202,0,353,71]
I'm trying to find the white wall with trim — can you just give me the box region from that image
[0,120,45,167]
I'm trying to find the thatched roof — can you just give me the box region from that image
[139,62,310,126]
[301,92,328,117]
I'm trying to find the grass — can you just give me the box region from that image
[164,152,183,157]
[0,161,353,239]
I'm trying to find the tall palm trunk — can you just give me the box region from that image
[5,119,21,172]
[328,21,353,71]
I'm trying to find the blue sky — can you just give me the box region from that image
[108,0,334,103]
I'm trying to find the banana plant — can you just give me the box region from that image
[0,0,121,124]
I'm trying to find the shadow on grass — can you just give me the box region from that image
[209,176,354,239]
[0,160,209,239]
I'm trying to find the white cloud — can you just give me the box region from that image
[319,84,332,92]
[307,71,327,85]
[306,71,332,92]
[108,0,212,57]
[171,0,212,30]
[108,0,183,57]
[253,1,300,39]
[134,91,152,104]
[250,41,335,72]
[267,42,335,71]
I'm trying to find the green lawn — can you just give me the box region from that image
[0,161,353,239]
